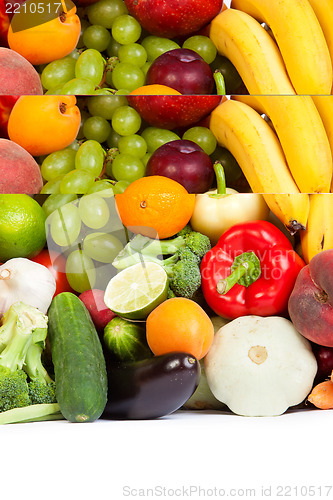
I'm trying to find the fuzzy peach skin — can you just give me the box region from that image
[0,47,43,95]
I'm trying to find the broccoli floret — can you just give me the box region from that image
[0,302,59,422]
[169,260,202,299]
[185,231,211,259]
[0,366,30,412]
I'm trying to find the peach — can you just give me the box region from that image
[0,138,43,193]
[0,47,43,95]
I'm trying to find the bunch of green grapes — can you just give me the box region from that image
[38,0,242,95]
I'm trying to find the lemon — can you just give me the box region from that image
[0,195,46,262]
[104,261,169,320]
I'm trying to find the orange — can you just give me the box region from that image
[8,95,81,156]
[8,2,80,65]
[115,175,196,240]
[129,85,182,96]
[146,297,214,360]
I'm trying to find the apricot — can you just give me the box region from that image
[7,2,80,65]
[8,95,81,156]
[0,47,43,95]
[0,138,43,194]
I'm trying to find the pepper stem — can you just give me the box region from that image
[217,251,261,295]
[214,70,226,96]
[214,162,226,195]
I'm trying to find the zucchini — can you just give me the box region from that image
[48,292,108,423]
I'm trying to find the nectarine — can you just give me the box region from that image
[0,47,43,95]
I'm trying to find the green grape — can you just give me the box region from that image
[118,134,147,159]
[111,105,141,136]
[83,232,123,263]
[112,15,141,45]
[60,78,96,95]
[106,128,122,148]
[93,88,115,95]
[86,0,128,29]
[111,62,145,92]
[65,249,96,293]
[86,180,115,196]
[113,180,130,193]
[83,116,112,143]
[45,86,64,95]
[40,176,63,194]
[75,49,105,87]
[41,148,76,181]
[42,194,78,219]
[82,24,111,52]
[141,127,180,153]
[142,152,152,167]
[67,139,81,151]
[75,140,105,177]
[77,109,90,141]
[182,36,217,64]
[67,48,81,61]
[77,18,91,49]
[114,89,130,95]
[41,57,76,91]
[106,37,122,57]
[111,153,145,182]
[50,203,81,247]
[141,61,152,77]
[118,43,147,67]
[79,194,110,229]
[105,69,114,87]
[182,126,217,155]
[59,169,96,194]
[87,94,128,120]
[141,36,180,61]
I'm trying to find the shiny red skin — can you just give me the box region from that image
[126,95,221,130]
[201,221,306,320]
[146,49,215,95]
[0,95,18,138]
[31,250,74,297]
[79,289,116,332]
[312,344,333,382]
[0,47,43,95]
[146,139,214,193]
[124,0,222,38]
[288,249,333,347]
[0,0,25,46]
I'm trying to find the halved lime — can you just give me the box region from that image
[104,261,169,320]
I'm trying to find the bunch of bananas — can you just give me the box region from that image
[209,0,333,263]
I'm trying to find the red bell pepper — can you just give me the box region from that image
[200,220,305,320]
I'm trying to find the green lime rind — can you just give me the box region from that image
[103,317,152,362]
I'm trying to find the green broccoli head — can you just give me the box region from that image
[185,231,211,259]
[0,366,31,412]
[169,260,202,299]
[28,380,56,405]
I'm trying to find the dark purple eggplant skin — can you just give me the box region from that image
[101,352,201,420]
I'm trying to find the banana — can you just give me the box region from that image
[209,99,309,234]
[300,194,333,263]
[209,8,295,94]
[307,0,333,93]
[233,95,333,193]
[231,0,332,94]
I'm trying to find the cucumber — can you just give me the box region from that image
[48,292,108,423]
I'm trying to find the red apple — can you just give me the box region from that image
[127,94,221,130]
[79,289,116,332]
[146,48,215,95]
[124,0,223,38]
[0,95,18,138]
[146,139,214,193]
[288,249,333,347]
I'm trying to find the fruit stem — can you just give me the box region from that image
[217,251,261,294]
[208,162,228,198]
[214,70,226,96]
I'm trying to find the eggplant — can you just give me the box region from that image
[101,352,201,420]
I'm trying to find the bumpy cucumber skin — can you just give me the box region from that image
[48,292,108,423]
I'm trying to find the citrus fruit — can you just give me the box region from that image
[103,316,152,362]
[104,261,169,320]
[115,175,196,239]
[146,297,214,360]
[129,84,182,95]
[0,195,46,261]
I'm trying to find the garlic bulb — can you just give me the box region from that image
[0,258,56,317]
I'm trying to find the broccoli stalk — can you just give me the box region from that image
[112,226,211,299]
[0,302,61,424]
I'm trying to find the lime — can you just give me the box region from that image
[0,195,46,262]
[104,261,169,320]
